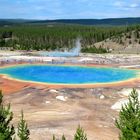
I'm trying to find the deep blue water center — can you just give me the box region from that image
[0,65,138,84]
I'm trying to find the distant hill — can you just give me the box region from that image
[0,19,36,26]
[30,18,140,26]
[1,17,140,26]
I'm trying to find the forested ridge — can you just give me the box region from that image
[1,17,140,26]
[0,24,140,53]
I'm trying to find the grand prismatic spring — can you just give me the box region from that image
[0,64,139,85]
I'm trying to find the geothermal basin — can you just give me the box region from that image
[2,54,140,140]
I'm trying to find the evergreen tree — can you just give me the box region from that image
[1,24,136,52]
[74,125,87,140]
[116,89,140,140]
[52,134,56,140]
[62,134,66,140]
[18,111,30,140]
[0,90,15,140]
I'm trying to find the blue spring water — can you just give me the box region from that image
[0,65,138,84]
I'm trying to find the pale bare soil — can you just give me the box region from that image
[3,86,121,140]
[2,81,139,140]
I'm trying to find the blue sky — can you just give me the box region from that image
[0,0,140,19]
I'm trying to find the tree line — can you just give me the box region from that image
[0,25,140,53]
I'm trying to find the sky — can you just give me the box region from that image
[0,0,140,19]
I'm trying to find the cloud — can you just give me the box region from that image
[0,0,140,19]
[114,0,140,9]
[130,3,139,8]
[114,1,124,7]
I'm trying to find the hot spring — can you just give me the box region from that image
[0,65,139,84]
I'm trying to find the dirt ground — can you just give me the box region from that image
[1,75,139,140]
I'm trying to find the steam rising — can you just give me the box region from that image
[71,38,81,56]
[41,38,81,57]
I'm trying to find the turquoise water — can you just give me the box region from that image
[0,65,138,84]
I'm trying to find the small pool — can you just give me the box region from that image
[0,65,139,84]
